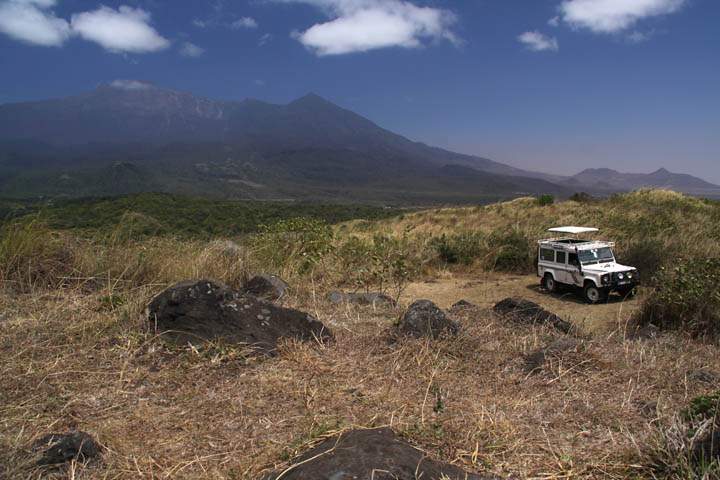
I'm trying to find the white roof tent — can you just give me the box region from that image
[548,226,599,235]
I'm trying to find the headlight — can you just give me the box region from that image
[602,274,610,284]
[627,272,633,279]
[618,273,625,280]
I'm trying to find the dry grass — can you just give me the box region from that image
[2,282,719,479]
[2,190,719,479]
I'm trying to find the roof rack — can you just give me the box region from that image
[548,226,599,234]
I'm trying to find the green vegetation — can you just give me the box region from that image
[537,194,555,206]
[0,193,400,238]
[634,259,720,338]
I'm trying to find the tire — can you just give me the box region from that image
[542,274,558,293]
[583,283,607,304]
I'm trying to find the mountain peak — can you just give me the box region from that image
[651,167,671,175]
[105,79,157,92]
[289,92,335,108]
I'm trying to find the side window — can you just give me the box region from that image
[568,253,579,267]
[540,249,555,262]
[556,251,566,264]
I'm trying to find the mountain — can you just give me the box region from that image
[567,168,720,197]
[0,82,571,204]
[0,82,716,203]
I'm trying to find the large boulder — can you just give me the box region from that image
[327,291,396,307]
[32,431,101,466]
[147,280,331,354]
[241,274,289,302]
[397,300,459,338]
[264,428,500,480]
[493,297,574,333]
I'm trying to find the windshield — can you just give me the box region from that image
[578,247,614,265]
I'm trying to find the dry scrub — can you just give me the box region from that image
[2,190,719,478]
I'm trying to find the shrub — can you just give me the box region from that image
[537,194,555,206]
[430,232,484,265]
[0,219,73,291]
[487,229,532,273]
[569,192,594,203]
[251,218,334,276]
[617,238,666,280]
[634,258,720,338]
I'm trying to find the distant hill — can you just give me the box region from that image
[567,168,720,197]
[0,82,717,203]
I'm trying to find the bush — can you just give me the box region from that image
[487,229,532,273]
[0,219,73,291]
[537,194,555,206]
[617,238,666,280]
[634,259,720,338]
[430,232,484,265]
[569,192,594,203]
[251,218,334,275]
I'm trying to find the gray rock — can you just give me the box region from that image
[524,337,581,373]
[397,300,459,339]
[241,274,289,302]
[32,431,101,466]
[692,431,720,466]
[263,428,500,480]
[147,280,331,355]
[687,369,718,385]
[493,297,574,333]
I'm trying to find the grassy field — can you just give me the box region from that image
[1,189,718,479]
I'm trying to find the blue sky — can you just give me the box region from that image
[0,0,718,182]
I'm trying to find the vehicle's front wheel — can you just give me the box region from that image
[583,283,607,304]
[542,274,558,293]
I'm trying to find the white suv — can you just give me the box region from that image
[537,227,639,304]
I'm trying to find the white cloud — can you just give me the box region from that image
[258,32,272,46]
[276,0,458,55]
[0,0,70,46]
[231,16,258,29]
[110,79,154,90]
[559,0,686,33]
[71,6,170,53]
[180,41,205,57]
[548,16,560,27]
[518,31,559,52]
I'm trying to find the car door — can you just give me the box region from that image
[566,252,583,286]
[554,250,569,283]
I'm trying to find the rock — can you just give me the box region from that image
[327,291,396,307]
[264,427,500,480]
[626,323,660,341]
[687,369,719,385]
[397,300,459,338]
[241,274,289,302]
[449,299,477,312]
[493,297,573,333]
[523,337,581,373]
[692,431,720,466]
[147,280,331,354]
[32,431,101,466]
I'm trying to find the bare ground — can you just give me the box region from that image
[0,274,717,479]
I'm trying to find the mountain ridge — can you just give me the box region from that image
[0,83,718,202]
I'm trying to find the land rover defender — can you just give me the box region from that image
[538,227,639,304]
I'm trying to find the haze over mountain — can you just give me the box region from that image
[0,83,718,203]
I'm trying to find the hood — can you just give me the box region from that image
[582,262,635,274]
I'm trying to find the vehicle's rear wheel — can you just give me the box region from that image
[542,274,558,293]
[583,283,607,304]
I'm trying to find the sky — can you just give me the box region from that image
[0,0,718,182]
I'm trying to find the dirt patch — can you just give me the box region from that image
[147,279,331,354]
[264,427,500,480]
